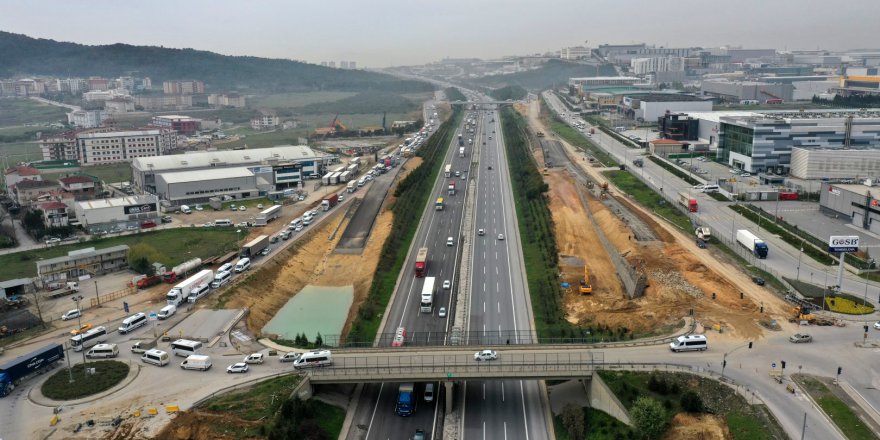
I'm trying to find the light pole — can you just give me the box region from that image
[796,246,803,281]
[721,341,753,378]
[72,295,86,370]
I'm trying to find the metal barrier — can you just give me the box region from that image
[89,285,136,308]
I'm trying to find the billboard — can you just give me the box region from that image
[828,235,859,253]
[124,203,157,215]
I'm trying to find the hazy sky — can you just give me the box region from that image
[2,0,877,67]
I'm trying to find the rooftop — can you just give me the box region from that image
[16,179,57,189]
[5,166,40,176]
[570,76,640,81]
[158,167,254,184]
[37,245,130,268]
[651,139,683,145]
[59,176,95,185]
[40,201,68,210]
[624,93,706,102]
[77,129,163,139]
[76,195,156,210]
[132,145,321,172]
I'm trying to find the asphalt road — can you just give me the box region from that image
[346,109,475,440]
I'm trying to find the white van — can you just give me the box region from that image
[86,343,119,359]
[211,270,232,288]
[700,184,720,193]
[214,219,233,227]
[180,205,192,214]
[293,350,333,369]
[187,283,211,303]
[234,258,251,273]
[288,218,303,230]
[171,339,203,357]
[118,312,147,334]
[142,349,170,366]
[669,335,708,352]
[218,262,234,273]
[446,237,454,246]
[157,304,176,320]
[180,354,212,371]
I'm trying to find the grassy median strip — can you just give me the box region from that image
[41,360,129,400]
[603,170,691,231]
[539,96,618,167]
[345,107,462,344]
[794,375,878,440]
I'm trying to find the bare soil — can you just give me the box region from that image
[663,413,730,440]
[524,101,776,340]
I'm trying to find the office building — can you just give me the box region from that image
[151,115,201,135]
[67,110,107,128]
[251,114,280,130]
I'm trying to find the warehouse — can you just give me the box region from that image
[131,145,332,194]
[819,182,880,235]
[790,147,880,180]
[155,167,267,205]
[74,195,159,233]
[620,93,712,122]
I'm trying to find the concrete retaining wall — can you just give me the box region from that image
[588,374,632,426]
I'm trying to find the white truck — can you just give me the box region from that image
[459,147,465,158]
[166,269,214,306]
[347,181,356,193]
[695,227,711,240]
[736,229,769,259]
[254,205,282,226]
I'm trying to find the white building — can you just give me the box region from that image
[74,128,176,165]
[67,110,107,128]
[82,90,125,102]
[208,93,246,108]
[155,167,264,204]
[630,57,685,75]
[73,195,159,232]
[251,114,280,130]
[560,46,591,60]
[790,147,880,180]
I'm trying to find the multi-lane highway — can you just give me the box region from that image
[463,106,548,439]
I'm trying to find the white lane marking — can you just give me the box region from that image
[483,301,486,313]
[483,383,486,400]
[504,421,508,440]
[497,302,501,313]
[363,383,385,440]
[519,381,530,440]
[502,382,505,402]
[483,421,486,440]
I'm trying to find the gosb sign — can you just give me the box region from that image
[828,235,859,253]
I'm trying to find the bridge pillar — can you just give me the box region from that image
[444,381,454,414]
[293,376,313,400]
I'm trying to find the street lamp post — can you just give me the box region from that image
[796,247,803,281]
[72,295,86,371]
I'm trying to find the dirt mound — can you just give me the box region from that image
[153,410,260,440]
[664,413,730,440]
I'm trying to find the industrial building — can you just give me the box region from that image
[835,67,880,97]
[718,109,880,174]
[819,182,880,235]
[700,80,793,102]
[131,145,333,200]
[790,147,880,180]
[155,168,263,204]
[619,94,712,122]
[151,115,201,135]
[37,245,129,284]
[73,195,159,232]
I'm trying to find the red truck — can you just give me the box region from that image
[321,194,339,211]
[678,192,698,212]
[415,247,428,277]
[779,192,799,200]
[136,275,162,289]
[448,181,456,196]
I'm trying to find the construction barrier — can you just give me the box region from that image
[50,415,59,426]
[165,405,179,413]
[147,408,158,416]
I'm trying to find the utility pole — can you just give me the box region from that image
[800,412,807,440]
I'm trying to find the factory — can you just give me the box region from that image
[131,145,335,205]
[73,195,160,233]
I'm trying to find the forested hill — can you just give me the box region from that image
[0,31,432,93]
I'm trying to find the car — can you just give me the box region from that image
[126,225,138,231]
[260,247,271,256]
[279,352,301,363]
[227,362,249,373]
[751,276,765,286]
[141,220,157,229]
[696,239,707,249]
[45,237,62,245]
[741,173,751,177]
[478,229,485,236]
[789,333,813,343]
[70,323,92,336]
[488,136,492,140]
[61,309,81,321]
[257,204,264,209]
[295,225,304,232]
[487,165,492,170]
[873,321,880,330]
[202,223,214,228]
[161,215,173,223]
[497,233,505,240]
[455,171,461,177]
[130,341,151,354]
[474,349,498,361]
[442,280,451,289]
[239,206,247,211]
[413,429,426,440]
[230,204,237,210]
[729,169,738,174]
[338,194,345,202]
[236,222,249,228]
[298,195,306,201]
[243,353,264,364]
[194,205,204,211]
[438,307,447,318]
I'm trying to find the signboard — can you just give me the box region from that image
[124,203,157,215]
[829,235,859,253]
[828,186,841,196]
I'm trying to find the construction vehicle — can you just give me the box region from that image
[788,306,840,326]
[579,265,592,294]
[695,227,712,240]
[536,131,545,137]
[136,275,162,289]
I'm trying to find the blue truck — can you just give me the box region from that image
[395,383,416,416]
[0,343,64,397]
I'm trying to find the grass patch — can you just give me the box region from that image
[825,296,874,314]
[344,106,462,344]
[203,374,300,421]
[647,156,701,186]
[250,91,358,109]
[795,375,877,440]
[0,98,68,126]
[444,87,467,102]
[312,399,346,437]
[554,407,633,440]
[41,360,128,400]
[0,228,240,279]
[0,141,42,162]
[539,95,618,167]
[603,170,691,231]
[42,163,132,184]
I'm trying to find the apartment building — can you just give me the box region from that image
[208,93,247,107]
[76,129,176,165]
[251,114,280,130]
[163,80,205,94]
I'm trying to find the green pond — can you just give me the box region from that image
[262,284,353,346]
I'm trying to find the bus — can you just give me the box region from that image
[170,339,203,357]
[444,164,452,178]
[420,277,435,313]
[435,197,444,211]
[70,326,108,352]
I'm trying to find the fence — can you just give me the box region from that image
[89,285,136,308]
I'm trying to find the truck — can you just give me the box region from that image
[46,281,80,299]
[444,164,452,178]
[695,227,712,241]
[678,192,698,212]
[459,147,465,158]
[458,134,464,147]
[209,197,223,211]
[414,247,428,277]
[339,171,351,183]
[420,277,435,313]
[395,383,416,416]
[255,205,282,226]
[383,157,392,168]
[240,235,270,259]
[162,258,202,283]
[322,172,333,185]
[136,275,162,289]
[166,269,214,306]
[736,229,769,259]
[321,194,339,211]
[448,181,456,195]
[0,344,64,397]
[347,181,357,193]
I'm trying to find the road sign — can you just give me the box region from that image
[829,235,859,253]
[771,362,776,368]
[447,373,454,378]
[148,312,158,321]
[123,301,129,313]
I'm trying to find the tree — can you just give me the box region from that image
[29,289,47,329]
[560,404,585,440]
[127,243,163,275]
[630,396,667,440]
[680,391,703,413]
[22,209,45,238]
[314,332,323,347]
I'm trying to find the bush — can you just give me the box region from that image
[680,391,703,413]
[630,397,667,440]
[560,404,585,440]
[41,360,129,400]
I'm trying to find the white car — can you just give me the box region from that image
[474,350,498,361]
[195,205,204,211]
[478,229,485,236]
[45,237,61,245]
[295,225,304,232]
[442,280,451,289]
[438,307,447,318]
[227,362,249,374]
[497,234,505,240]
[61,309,81,321]
[873,321,880,330]
[239,206,247,211]
[257,204,264,209]
[244,353,264,364]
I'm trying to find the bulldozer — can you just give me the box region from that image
[789,306,840,326]
[579,265,593,294]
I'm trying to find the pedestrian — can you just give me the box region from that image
[506,339,510,345]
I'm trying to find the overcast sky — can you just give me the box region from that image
[1,0,877,67]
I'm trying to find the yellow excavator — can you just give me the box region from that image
[579,265,593,294]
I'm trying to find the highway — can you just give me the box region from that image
[462,105,548,439]
[346,104,474,439]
